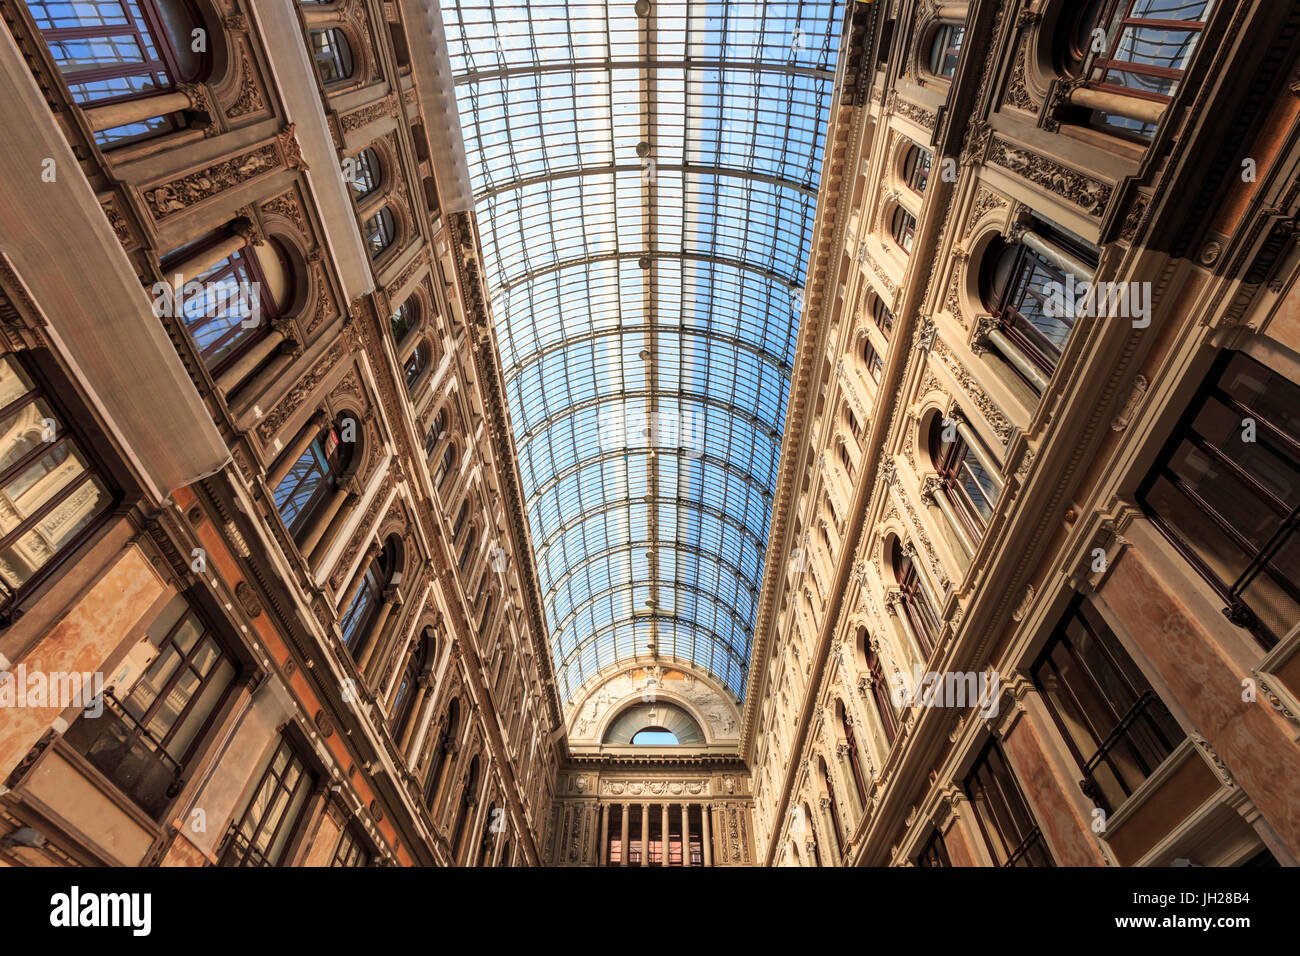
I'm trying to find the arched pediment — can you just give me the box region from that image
[566,661,741,750]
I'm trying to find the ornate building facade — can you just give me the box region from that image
[749,0,1300,868]
[0,0,560,867]
[0,0,1297,871]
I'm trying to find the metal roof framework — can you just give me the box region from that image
[443,0,844,706]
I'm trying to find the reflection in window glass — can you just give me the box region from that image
[0,356,112,597]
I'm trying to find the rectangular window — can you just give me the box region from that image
[962,739,1055,866]
[1138,351,1300,648]
[1032,598,1183,814]
[27,0,196,145]
[220,735,317,867]
[65,593,238,818]
[1089,0,1214,139]
[0,354,116,616]
[916,828,951,867]
[331,827,371,867]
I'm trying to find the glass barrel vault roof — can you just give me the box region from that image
[442,0,844,707]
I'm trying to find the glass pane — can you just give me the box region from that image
[0,476,110,587]
[442,0,844,703]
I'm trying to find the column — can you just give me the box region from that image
[355,589,400,676]
[620,804,630,867]
[702,805,713,867]
[986,323,1051,392]
[169,230,248,289]
[682,804,691,867]
[661,803,670,866]
[301,483,353,558]
[380,629,415,706]
[83,88,196,133]
[952,414,1005,494]
[922,476,976,559]
[985,322,1051,392]
[640,803,649,867]
[309,498,361,575]
[599,804,610,867]
[267,412,327,487]
[215,328,286,395]
[904,542,944,616]
[399,677,432,756]
[1068,86,1166,127]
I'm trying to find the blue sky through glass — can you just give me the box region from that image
[442,0,844,709]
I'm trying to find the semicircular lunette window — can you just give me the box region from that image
[604,702,704,746]
[442,0,845,710]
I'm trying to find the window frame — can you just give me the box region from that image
[0,351,122,621]
[1136,350,1300,650]
[926,22,965,79]
[362,207,396,259]
[890,205,917,254]
[1031,597,1184,815]
[962,738,1056,867]
[219,734,318,867]
[162,237,288,378]
[309,27,354,87]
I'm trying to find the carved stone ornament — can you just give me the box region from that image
[144,144,278,218]
[235,580,262,618]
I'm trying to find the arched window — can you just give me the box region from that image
[363,208,396,258]
[902,145,932,195]
[273,414,355,537]
[339,541,395,653]
[403,342,429,394]
[1084,0,1212,140]
[389,651,420,731]
[890,206,916,253]
[458,526,477,572]
[982,228,1097,383]
[309,28,353,86]
[0,355,117,621]
[929,412,1001,537]
[389,298,417,346]
[28,0,209,146]
[892,538,940,657]
[451,500,470,541]
[166,238,291,375]
[843,404,864,440]
[865,642,898,744]
[434,441,457,492]
[1056,0,1106,75]
[871,296,895,337]
[927,22,965,78]
[425,409,448,456]
[861,339,883,384]
[838,441,855,479]
[477,590,495,633]
[346,147,381,201]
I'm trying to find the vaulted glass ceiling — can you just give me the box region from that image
[442,0,844,707]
